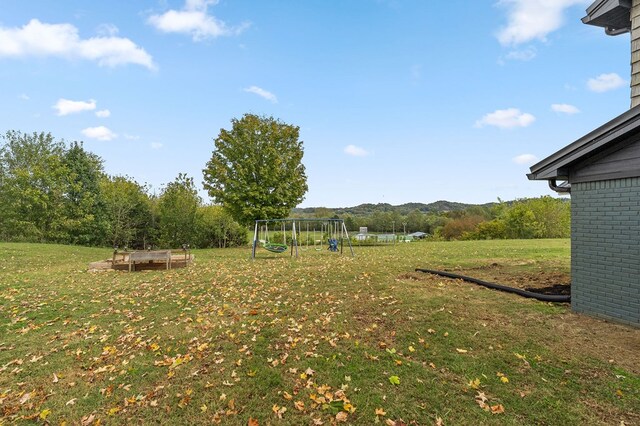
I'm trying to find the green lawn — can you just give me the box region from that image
[1,240,638,425]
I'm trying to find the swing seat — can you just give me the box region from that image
[263,242,288,253]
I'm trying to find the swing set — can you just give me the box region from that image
[252,218,354,259]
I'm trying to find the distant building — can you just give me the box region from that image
[355,233,368,241]
[376,234,397,243]
[408,232,427,239]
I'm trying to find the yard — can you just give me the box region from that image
[0,240,638,425]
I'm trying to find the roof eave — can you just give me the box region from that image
[529,106,640,181]
[582,0,631,33]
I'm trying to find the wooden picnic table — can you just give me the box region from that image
[128,250,172,272]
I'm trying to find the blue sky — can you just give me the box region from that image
[0,0,632,207]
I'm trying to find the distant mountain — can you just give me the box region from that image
[293,200,496,216]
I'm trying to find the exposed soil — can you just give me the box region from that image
[526,283,571,295]
[443,264,572,296]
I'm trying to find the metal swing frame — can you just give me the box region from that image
[252,218,354,259]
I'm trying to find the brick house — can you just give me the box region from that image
[528,0,640,326]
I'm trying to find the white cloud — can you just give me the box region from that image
[496,0,587,46]
[124,133,140,140]
[96,23,119,37]
[148,0,249,41]
[513,153,538,164]
[53,98,96,116]
[18,93,29,100]
[551,103,580,114]
[95,109,111,118]
[587,73,626,93]
[243,86,278,103]
[344,145,369,157]
[81,126,117,141]
[150,142,163,149]
[0,19,155,69]
[504,46,537,61]
[475,108,535,129]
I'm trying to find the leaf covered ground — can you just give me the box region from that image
[1,240,638,425]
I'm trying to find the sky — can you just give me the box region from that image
[0,0,633,208]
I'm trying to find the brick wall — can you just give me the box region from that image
[571,178,640,326]
[633,0,640,108]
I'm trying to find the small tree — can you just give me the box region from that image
[156,173,201,247]
[194,205,248,248]
[202,114,308,225]
[100,176,153,249]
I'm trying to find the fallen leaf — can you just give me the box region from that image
[272,404,286,419]
[375,407,386,416]
[248,418,259,426]
[19,392,31,405]
[336,411,348,422]
[389,376,400,385]
[475,391,489,411]
[455,348,468,354]
[490,404,505,414]
[81,414,95,425]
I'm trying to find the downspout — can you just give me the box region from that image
[548,179,571,194]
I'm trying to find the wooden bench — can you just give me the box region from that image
[128,250,172,272]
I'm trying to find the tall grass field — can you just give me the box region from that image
[1,240,638,425]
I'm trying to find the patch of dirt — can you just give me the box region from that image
[405,268,571,295]
[525,283,571,296]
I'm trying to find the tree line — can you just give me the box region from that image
[295,197,570,240]
[1,117,570,248]
[0,131,246,248]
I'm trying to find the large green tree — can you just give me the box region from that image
[60,142,107,245]
[0,131,67,241]
[203,114,308,225]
